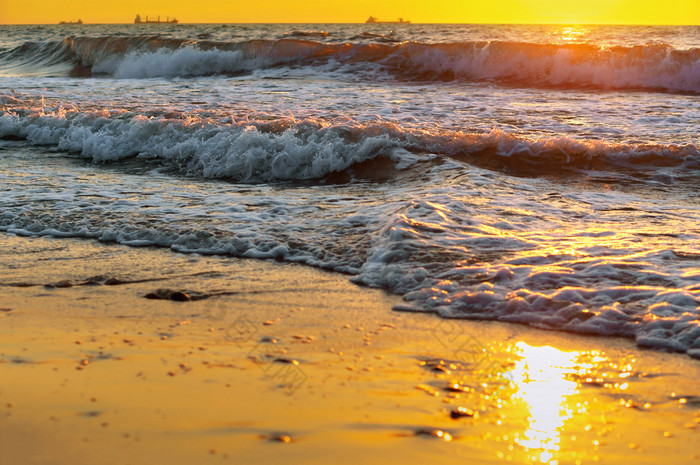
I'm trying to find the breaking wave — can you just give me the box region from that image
[1,35,698,93]
[1,107,698,181]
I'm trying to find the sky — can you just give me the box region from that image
[1,0,699,25]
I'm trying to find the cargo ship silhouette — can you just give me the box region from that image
[134,14,178,24]
[365,16,411,24]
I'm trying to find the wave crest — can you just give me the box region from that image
[1,108,697,181]
[1,35,698,93]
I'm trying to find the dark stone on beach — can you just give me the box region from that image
[418,358,460,374]
[444,383,472,393]
[273,357,299,365]
[170,291,191,301]
[670,394,700,407]
[269,433,292,443]
[144,289,192,301]
[414,428,453,440]
[450,407,477,419]
[433,365,450,374]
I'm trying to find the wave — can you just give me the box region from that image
[0,39,77,77]
[1,35,698,93]
[348,32,400,43]
[1,107,698,181]
[281,30,333,39]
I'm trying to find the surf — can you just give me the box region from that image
[1,35,698,94]
[1,106,698,182]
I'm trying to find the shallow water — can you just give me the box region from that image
[0,23,698,356]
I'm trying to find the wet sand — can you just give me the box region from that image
[1,234,699,465]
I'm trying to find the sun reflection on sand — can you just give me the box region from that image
[511,342,582,464]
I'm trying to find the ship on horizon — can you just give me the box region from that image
[134,14,178,24]
[365,16,411,24]
[58,19,83,24]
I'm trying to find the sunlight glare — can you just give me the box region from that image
[512,342,580,464]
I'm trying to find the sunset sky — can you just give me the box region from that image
[1,0,698,25]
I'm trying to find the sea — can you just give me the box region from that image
[0,23,698,356]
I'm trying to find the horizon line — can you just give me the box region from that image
[1,21,699,26]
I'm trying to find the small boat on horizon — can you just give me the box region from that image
[58,19,83,25]
[365,16,411,24]
[134,14,178,24]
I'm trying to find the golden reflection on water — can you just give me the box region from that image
[511,342,586,464]
[551,26,591,44]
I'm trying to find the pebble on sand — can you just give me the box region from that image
[270,434,292,443]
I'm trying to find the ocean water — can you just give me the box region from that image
[0,23,698,356]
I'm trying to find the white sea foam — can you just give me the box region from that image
[1,110,697,182]
[0,111,407,180]
[355,190,700,357]
[401,42,700,93]
[93,46,249,78]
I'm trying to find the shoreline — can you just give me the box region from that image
[1,233,699,464]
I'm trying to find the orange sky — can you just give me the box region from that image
[1,0,699,24]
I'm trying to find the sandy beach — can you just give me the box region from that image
[1,233,699,465]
